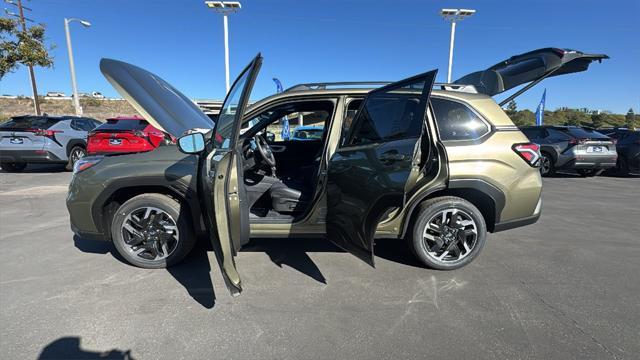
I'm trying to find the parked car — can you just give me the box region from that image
[1,115,101,172]
[45,91,66,97]
[291,125,324,141]
[520,126,617,176]
[87,116,174,155]
[68,47,605,296]
[598,128,640,175]
[91,92,105,99]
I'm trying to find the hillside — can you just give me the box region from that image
[0,98,139,121]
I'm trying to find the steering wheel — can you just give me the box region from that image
[254,134,277,172]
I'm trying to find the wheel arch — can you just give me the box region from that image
[66,139,87,157]
[539,146,557,163]
[400,179,505,238]
[93,182,205,241]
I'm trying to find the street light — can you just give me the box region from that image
[64,17,91,115]
[440,8,475,83]
[205,1,241,92]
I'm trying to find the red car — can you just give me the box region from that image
[87,116,174,155]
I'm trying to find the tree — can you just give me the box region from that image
[590,111,604,129]
[625,108,636,128]
[0,17,54,79]
[505,100,517,117]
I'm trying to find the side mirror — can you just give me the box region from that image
[178,132,205,154]
[265,131,276,143]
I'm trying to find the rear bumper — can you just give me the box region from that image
[493,213,540,232]
[559,154,617,170]
[0,149,65,163]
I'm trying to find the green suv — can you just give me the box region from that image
[67,48,606,295]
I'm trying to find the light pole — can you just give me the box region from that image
[205,1,241,93]
[64,17,91,115]
[440,8,475,83]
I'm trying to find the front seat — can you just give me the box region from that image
[269,181,310,213]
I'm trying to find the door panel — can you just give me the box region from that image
[206,54,262,295]
[326,70,438,266]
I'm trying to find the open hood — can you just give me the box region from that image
[100,59,214,138]
[454,48,609,105]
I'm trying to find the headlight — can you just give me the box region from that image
[73,156,103,174]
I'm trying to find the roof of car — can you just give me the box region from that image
[246,88,492,113]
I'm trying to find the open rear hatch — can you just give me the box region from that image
[454,48,608,106]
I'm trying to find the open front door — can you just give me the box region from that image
[205,54,262,295]
[326,70,437,266]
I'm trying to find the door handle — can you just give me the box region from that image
[378,152,406,163]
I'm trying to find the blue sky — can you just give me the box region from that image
[1,0,638,113]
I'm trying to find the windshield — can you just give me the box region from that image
[96,119,148,132]
[213,69,252,149]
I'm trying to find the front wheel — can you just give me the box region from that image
[111,194,196,269]
[0,162,27,172]
[408,196,487,270]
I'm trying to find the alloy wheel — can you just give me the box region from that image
[71,148,85,164]
[540,155,551,175]
[423,208,478,263]
[121,206,180,261]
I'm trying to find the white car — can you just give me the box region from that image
[91,92,105,99]
[46,92,66,97]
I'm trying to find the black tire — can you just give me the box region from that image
[539,152,555,177]
[111,193,196,269]
[408,196,487,270]
[577,169,603,177]
[0,162,27,172]
[65,145,87,171]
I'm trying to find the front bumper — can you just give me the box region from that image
[0,149,65,164]
[67,174,108,241]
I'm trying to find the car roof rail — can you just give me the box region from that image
[284,82,392,92]
[284,81,478,94]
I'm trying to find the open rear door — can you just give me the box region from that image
[326,70,437,266]
[204,54,262,295]
[453,48,608,106]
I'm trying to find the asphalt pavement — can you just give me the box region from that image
[1,165,638,359]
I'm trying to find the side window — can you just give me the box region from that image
[347,87,425,146]
[78,119,95,131]
[521,128,541,140]
[69,119,82,131]
[431,98,489,141]
[264,109,331,142]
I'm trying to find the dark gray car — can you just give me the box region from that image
[520,126,617,176]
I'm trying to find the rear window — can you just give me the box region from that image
[560,127,610,140]
[0,116,61,130]
[95,119,148,131]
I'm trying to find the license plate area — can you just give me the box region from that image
[109,139,123,145]
[587,146,603,153]
[9,137,23,145]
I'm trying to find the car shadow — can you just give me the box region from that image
[37,336,135,359]
[74,236,216,309]
[166,240,217,309]
[0,163,66,173]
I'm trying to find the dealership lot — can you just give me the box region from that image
[1,167,638,359]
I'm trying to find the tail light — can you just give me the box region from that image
[513,143,541,167]
[29,129,63,145]
[73,156,103,174]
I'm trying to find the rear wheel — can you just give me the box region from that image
[66,145,86,171]
[0,162,27,172]
[539,153,555,177]
[408,196,487,270]
[111,194,196,269]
